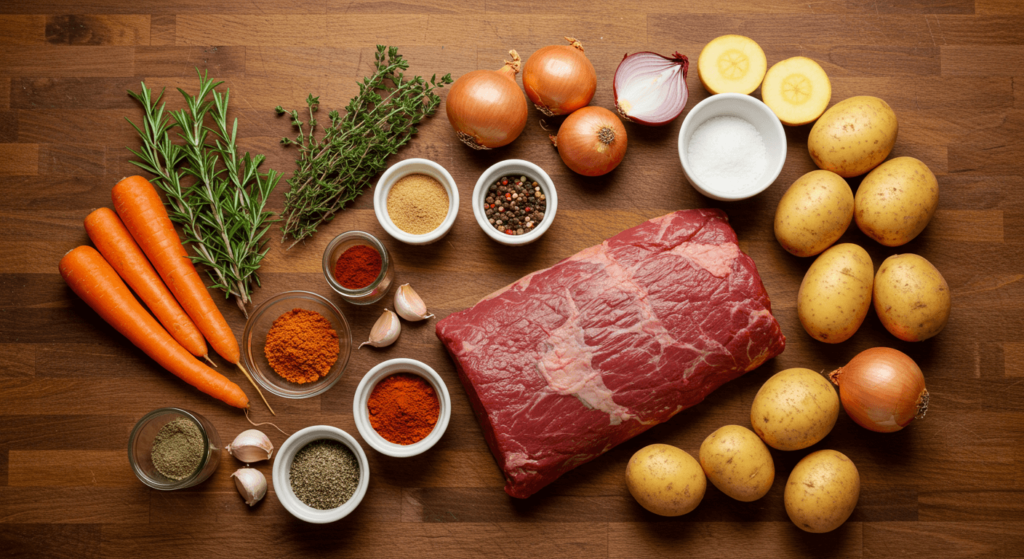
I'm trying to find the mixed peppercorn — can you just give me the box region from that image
[484,175,547,236]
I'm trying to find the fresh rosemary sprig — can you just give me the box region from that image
[126,70,281,317]
[277,45,452,248]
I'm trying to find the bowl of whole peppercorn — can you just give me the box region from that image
[472,159,557,246]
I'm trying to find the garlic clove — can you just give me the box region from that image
[359,309,401,349]
[231,468,267,507]
[225,429,274,464]
[394,284,435,322]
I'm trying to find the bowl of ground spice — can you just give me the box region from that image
[373,158,459,245]
[322,230,394,305]
[352,358,452,458]
[128,408,221,490]
[242,291,352,399]
[273,425,370,523]
[472,159,558,246]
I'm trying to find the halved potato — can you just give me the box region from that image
[762,57,831,126]
[698,35,767,95]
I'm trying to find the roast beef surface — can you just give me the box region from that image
[436,209,785,498]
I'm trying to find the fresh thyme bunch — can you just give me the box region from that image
[127,70,281,317]
[277,45,452,247]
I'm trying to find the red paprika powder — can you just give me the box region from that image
[334,244,382,289]
[367,373,439,445]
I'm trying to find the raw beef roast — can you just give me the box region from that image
[436,209,785,498]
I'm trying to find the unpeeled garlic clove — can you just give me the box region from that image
[231,468,267,507]
[394,284,434,322]
[360,309,401,349]
[225,429,274,464]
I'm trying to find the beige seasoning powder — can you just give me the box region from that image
[386,174,450,235]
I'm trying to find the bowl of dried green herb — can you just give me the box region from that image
[128,408,222,490]
[273,425,370,523]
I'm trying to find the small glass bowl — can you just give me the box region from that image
[322,231,394,305]
[242,291,353,399]
[128,408,221,490]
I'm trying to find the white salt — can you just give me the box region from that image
[687,115,768,193]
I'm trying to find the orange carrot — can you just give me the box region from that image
[58,246,249,409]
[111,175,274,414]
[84,207,211,364]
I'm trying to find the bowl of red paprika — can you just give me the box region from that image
[352,358,452,458]
[323,231,395,305]
[242,291,352,399]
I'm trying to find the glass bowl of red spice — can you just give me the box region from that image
[322,231,394,305]
[242,291,352,399]
[352,358,452,458]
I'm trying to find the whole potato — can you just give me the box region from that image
[785,449,860,533]
[751,368,840,451]
[855,157,938,247]
[808,96,897,178]
[625,444,706,516]
[699,425,774,502]
[874,253,950,341]
[797,243,874,343]
[774,170,854,257]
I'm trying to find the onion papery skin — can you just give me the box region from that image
[446,51,528,150]
[551,106,627,177]
[829,347,929,433]
[523,37,597,117]
[613,51,689,126]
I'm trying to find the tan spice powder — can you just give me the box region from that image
[386,173,449,235]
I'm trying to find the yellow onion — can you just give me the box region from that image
[550,106,627,177]
[446,50,528,150]
[829,347,929,433]
[523,37,597,116]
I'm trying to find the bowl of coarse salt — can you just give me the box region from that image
[678,93,787,202]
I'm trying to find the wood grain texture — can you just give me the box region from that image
[1,1,1023,557]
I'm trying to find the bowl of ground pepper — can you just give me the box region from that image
[242,291,352,399]
[373,158,459,245]
[128,407,221,490]
[352,358,452,458]
[273,425,370,523]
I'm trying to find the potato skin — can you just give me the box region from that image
[774,170,854,257]
[750,368,840,451]
[874,254,950,341]
[626,444,706,516]
[797,243,874,343]
[855,157,938,247]
[808,96,897,178]
[785,449,860,533]
[699,425,774,502]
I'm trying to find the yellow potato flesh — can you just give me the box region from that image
[699,425,774,502]
[855,156,938,247]
[750,368,839,451]
[797,243,874,343]
[874,253,950,342]
[808,96,897,178]
[698,35,767,95]
[625,444,706,517]
[774,170,854,257]
[762,57,832,126]
[785,449,860,533]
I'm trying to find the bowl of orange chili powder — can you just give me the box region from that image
[242,291,352,399]
[352,358,452,458]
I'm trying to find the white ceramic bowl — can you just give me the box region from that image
[352,358,452,458]
[374,158,459,245]
[472,159,557,246]
[678,93,787,201]
[273,425,370,524]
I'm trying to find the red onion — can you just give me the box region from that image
[829,348,929,433]
[613,51,690,126]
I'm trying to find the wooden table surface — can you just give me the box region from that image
[2,0,1023,557]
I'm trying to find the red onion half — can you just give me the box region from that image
[613,51,689,126]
